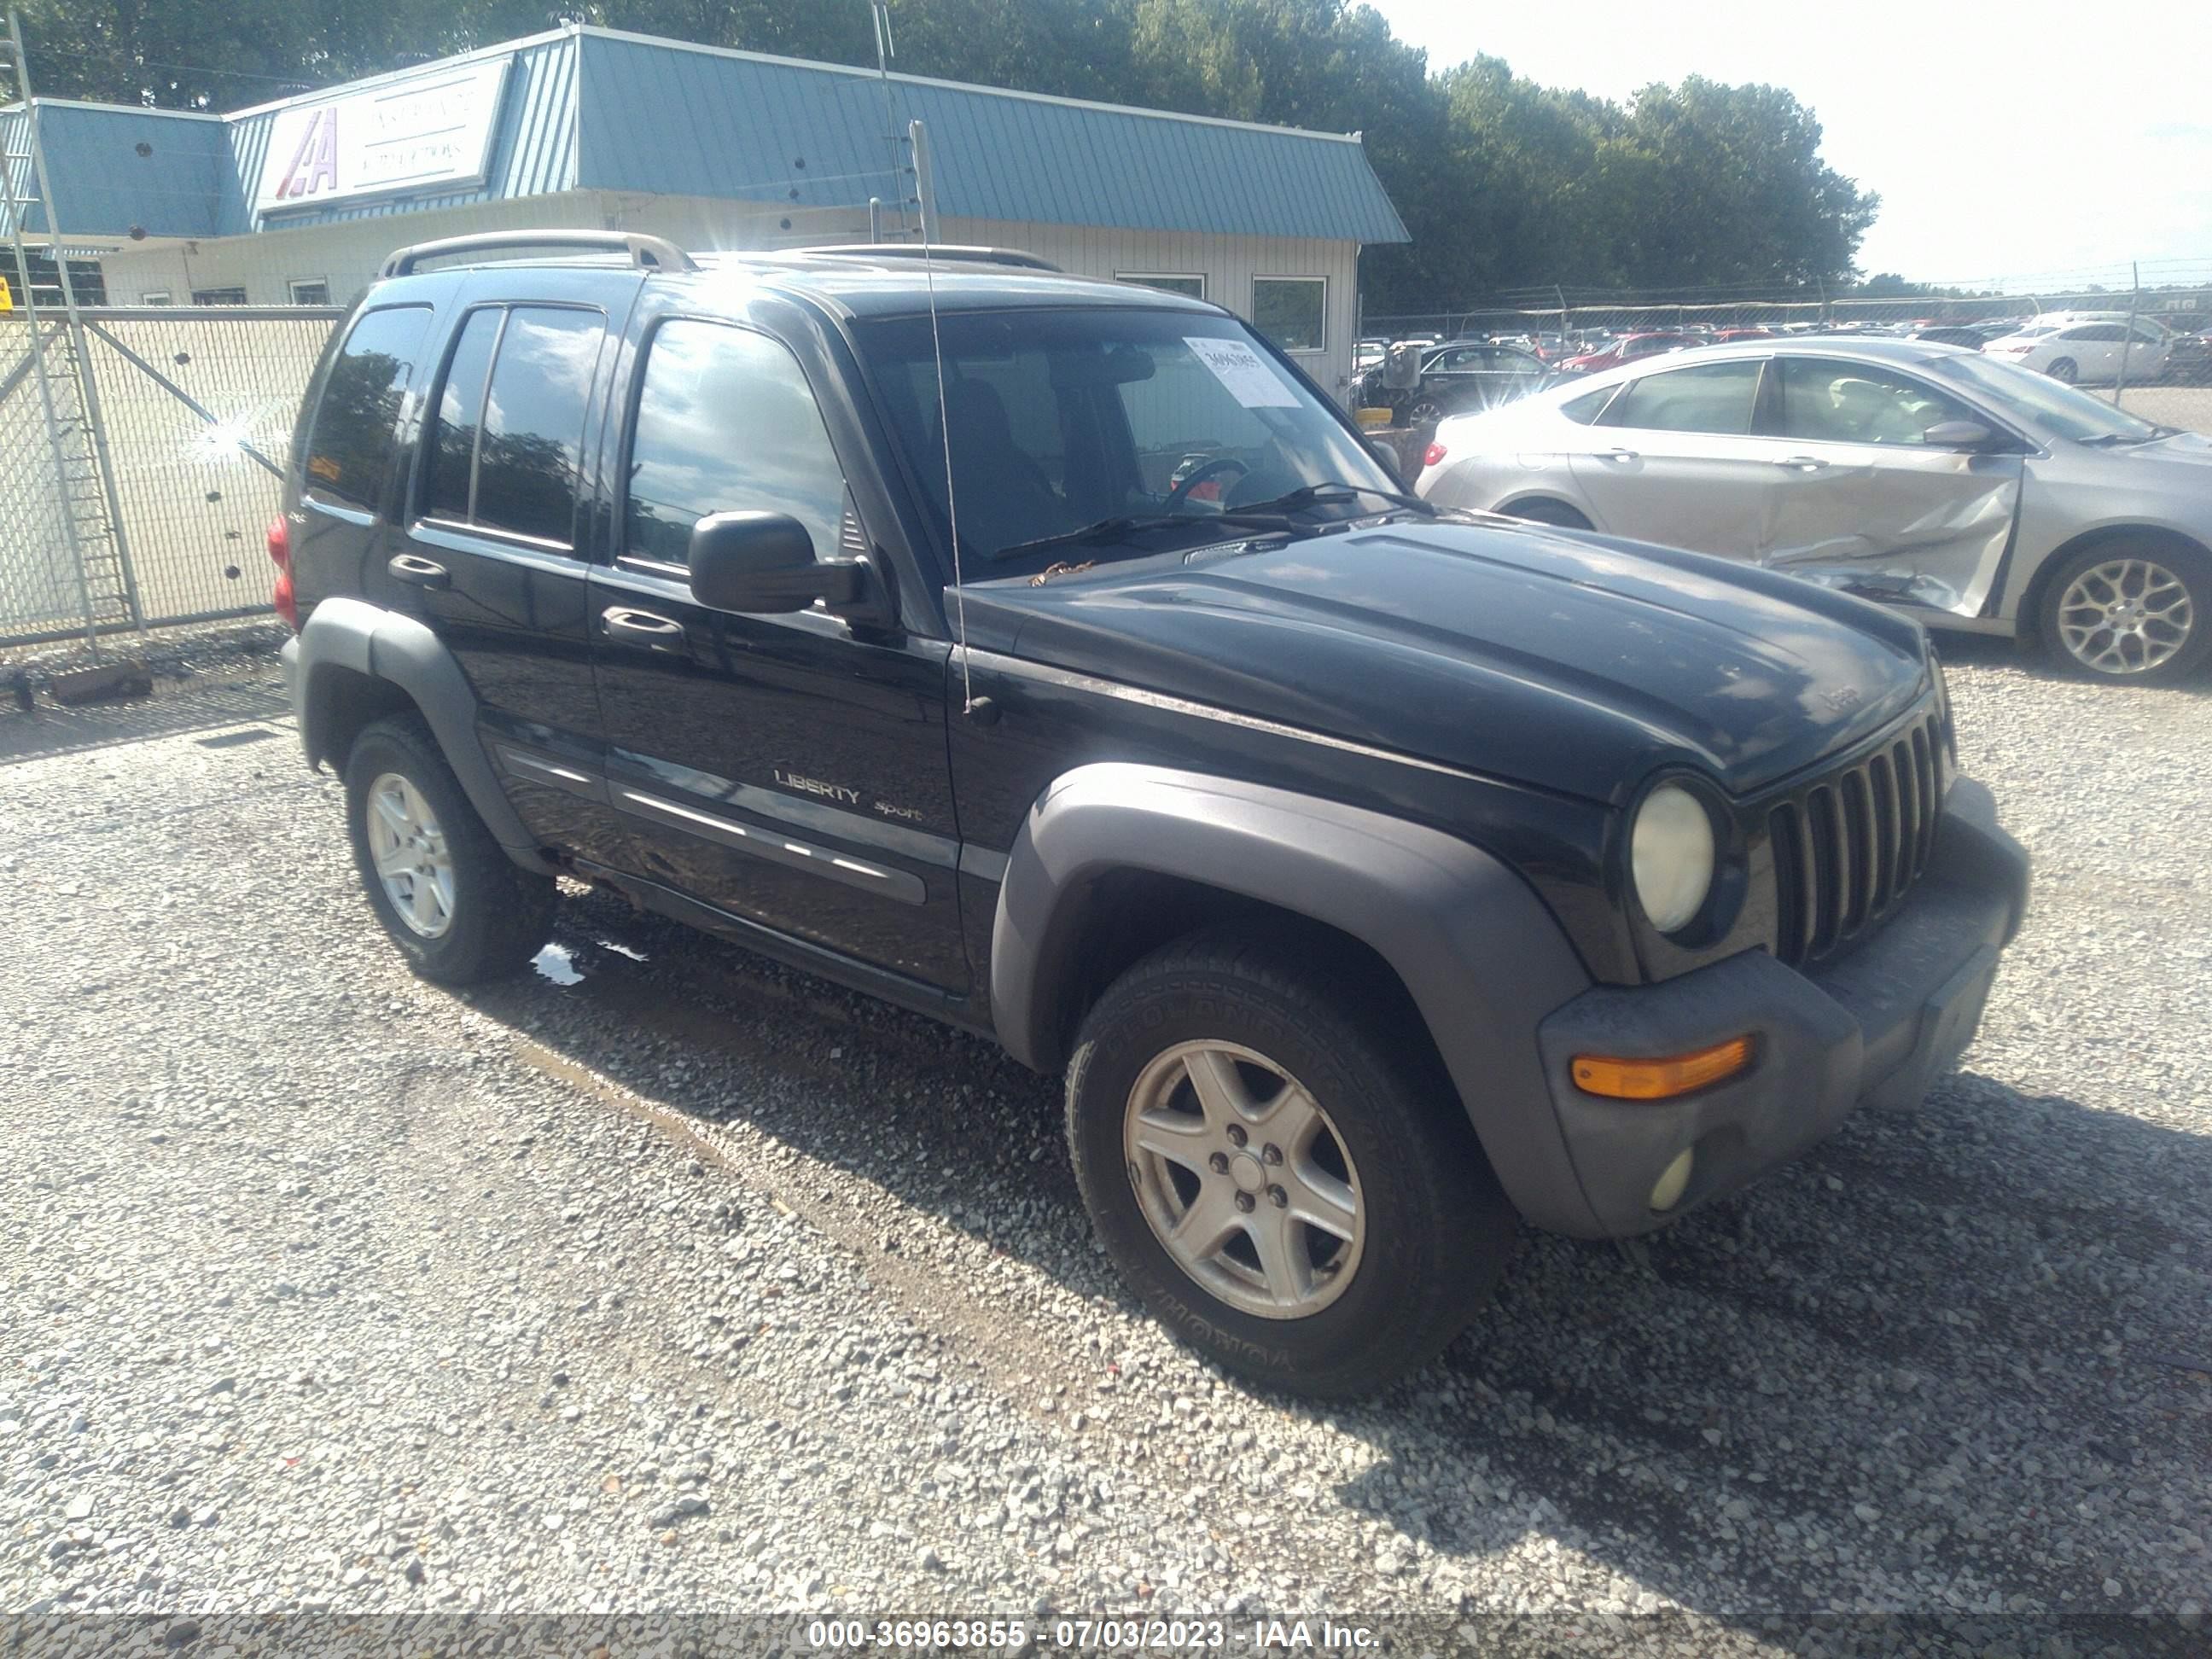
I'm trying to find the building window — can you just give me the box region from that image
[190,287,248,306]
[1252,276,1326,353]
[1116,273,1205,300]
[141,292,173,306]
[288,277,332,306]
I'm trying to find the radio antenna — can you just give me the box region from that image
[909,118,975,715]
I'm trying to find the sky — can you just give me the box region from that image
[1364,0,2212,292]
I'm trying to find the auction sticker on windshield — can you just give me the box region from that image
[1185,336,1300,407]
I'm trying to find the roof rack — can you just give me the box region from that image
[379,231,698,279]
[784,243,1062,273]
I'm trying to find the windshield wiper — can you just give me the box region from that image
[988,511,1286,564]
[1230,481,1441,518]
[2076,427,2175,447]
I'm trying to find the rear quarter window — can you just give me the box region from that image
[302,306,434,513]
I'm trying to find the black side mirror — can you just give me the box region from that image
[1364,434,1406,486]
[688,511,870,615]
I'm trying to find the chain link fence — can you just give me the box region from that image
[1363,271,2212,436]
[0,306,340,649]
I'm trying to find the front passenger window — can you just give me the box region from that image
[1605,360,1763,434]
[625,321,849,568]
[1775,358,1978,446]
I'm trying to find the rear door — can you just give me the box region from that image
[1566,356,1781,557]
[2056,323,2124,381]
[396,271,640,864]
[1755,355,2023,616]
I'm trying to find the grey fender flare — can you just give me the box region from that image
[989,762,1604,1235]
[289,597,552,870]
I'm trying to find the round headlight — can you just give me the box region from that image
[1632,783,1716,934]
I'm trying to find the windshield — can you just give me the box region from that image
[853,307,1394,578]
[1927,352,2163,444]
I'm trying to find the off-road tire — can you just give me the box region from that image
[1065,925,1518,1398]
[341,713,557,984]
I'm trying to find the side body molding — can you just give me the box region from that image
[989,763,1604,1235]
[289,597,553,870]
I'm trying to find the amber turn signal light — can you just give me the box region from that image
[1571,1036,1754,1100]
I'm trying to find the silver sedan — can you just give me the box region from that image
[1415,339,2212,683]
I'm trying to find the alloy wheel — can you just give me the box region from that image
[2055,556,2195,677]
[1122,1040,1365,1319]
[364,771,456,937]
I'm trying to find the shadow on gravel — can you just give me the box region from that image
[465,885,2212,1623]
[1930,629,2212,697]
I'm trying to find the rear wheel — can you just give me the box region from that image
[1505,498,1593,531]
[1065,927,1518,1398]
[2046,357,2079,384]
[342,714,558,983]
[2037,540,2209,684]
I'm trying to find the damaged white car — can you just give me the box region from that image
[1416,338,2212,684]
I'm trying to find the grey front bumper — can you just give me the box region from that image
[1532,777,2029,1238]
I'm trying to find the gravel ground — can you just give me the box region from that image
[0,640,2206,1650]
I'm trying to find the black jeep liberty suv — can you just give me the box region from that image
[276,232,2029,1398]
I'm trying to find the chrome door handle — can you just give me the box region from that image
[388,553,450,589]
[1602,447,1639,463]
[1778,455,1830,472]
[602,607,687,651]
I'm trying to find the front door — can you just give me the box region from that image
[587,316,967,991]
[1568,357,1780,558]
[398,280,637,866]
[1757,355,2023,617]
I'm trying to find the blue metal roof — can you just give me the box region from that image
[11,24,1406,247]
[573,30,1408,244]
[2,102,230,239]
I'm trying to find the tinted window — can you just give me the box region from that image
[473,308,602,545]
[423,308,500,523]
[303,305,432,512]
[1252,278,1325,352]
[625,322,848,568]
[2062,324,2124,342]
[1607,360,1763,434]
[1775,358,1976,445]
[1557,385,1615,425]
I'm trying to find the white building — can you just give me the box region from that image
[5,23,1409,401]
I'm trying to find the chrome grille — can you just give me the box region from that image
[1769,710,1945,966]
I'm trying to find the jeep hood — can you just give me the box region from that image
[955,519,1931,805]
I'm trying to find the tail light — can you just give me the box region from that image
[1422,441,1447,469]
[267,515,298,630]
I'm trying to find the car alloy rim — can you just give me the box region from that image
[1122,1040,1365,1319]
[2056,557,2194,676]
[364,772,456,938]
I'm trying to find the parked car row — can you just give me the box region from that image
[1361,311,2212,404]
[1416,337,2212,684]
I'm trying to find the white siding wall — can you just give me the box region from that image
[93,195,1365,401]
[93,193,617,310]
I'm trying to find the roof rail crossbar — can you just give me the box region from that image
[788,243,1062,272]
[378,231,699,279]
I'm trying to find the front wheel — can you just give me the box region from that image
[1404,396,1447,428]
[342,714,558,983]
[2037,541,2209,684]
[1065,928,1518,1398]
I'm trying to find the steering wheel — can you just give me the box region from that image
[1164,456,1250,509]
